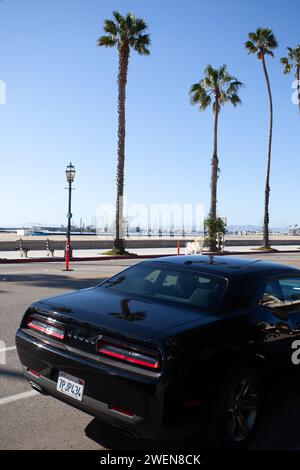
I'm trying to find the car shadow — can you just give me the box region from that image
[249,373,300,449]
[84,374,300,450]
[84,419,204,450]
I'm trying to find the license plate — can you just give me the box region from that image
[56,372,85,401]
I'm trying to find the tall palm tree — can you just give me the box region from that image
[280,45,300,113]
[190,65,243,252]
[245,28,278,250]
[98,11,150,253]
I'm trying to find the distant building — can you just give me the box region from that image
[17,228,30,236]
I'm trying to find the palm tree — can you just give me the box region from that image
[190,65,243,252]
[98,11,150,253]
[280,45,300,113]
[245,28,278,250]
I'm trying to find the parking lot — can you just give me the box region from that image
[2,254,300,449]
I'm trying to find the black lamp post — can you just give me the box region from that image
[65,162,75,260]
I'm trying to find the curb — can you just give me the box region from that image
[0,254,175,264]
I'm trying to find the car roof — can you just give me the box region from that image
[147,255,300,279]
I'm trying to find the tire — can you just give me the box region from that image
[207,367,261,449]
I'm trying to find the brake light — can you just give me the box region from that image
[110,406,134,417]
[27,368,40,378]
[97,339,160,370]
[27,314,65,341]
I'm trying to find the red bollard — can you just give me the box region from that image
[65,243,70,271]
[177,240,181,256]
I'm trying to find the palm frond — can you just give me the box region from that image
[204,64,218,85]
[199,94,212,111]
[265,50,275,58]
[132,34,151,55]
[285,46,300,66]
[287,47,294,60]
[190,65,243,112]
[113,11,123,24]
[229,93,242,107]
[103,19,118,35]
[245,40,257,55]
[280,56,292,74]
[226,80,244,95]
[134,18,147,34]
[125,12,134,32]
[97,35,118,47]
[248,31,259,42]
[98,12,150,55]
[189,83,211,110]
[246,27,278,60]
[295,46,300,64]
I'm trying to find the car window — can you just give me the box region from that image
[145,270,160,283]
[162,275,178,287]
[261,277,300,310]
[101,264,227,312]
[279,278,300,304]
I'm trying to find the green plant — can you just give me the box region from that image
[204,217,226,251]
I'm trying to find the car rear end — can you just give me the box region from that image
[16,303,170,439]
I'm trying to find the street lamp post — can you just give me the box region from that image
[65,162,75,261]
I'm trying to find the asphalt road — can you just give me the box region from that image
[2,254,300,450]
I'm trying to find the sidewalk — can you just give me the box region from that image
[1,245,300,262]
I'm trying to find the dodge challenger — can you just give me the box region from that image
[15,256,300,447]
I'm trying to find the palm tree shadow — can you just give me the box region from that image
[0,274,107,291]
[108,299,146,322]
[0,368,25,379]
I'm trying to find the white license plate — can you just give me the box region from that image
[56,372,85,401]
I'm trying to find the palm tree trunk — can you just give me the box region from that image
[209,99,219,252]
[114,43,130,252]
[261,54,273,249]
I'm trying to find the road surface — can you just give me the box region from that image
[2,254,300,449]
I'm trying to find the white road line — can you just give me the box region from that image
[0,390,38,406]
[0,346,16,353]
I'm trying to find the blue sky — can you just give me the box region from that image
[0,0,299,228]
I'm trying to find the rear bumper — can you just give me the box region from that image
[16,328,185,439]
[22,365,143,435]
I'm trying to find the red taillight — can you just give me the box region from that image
[184,399,205,408]
[97,340,160,371]
[27,368,40,378]
[110,406,134,417]
[27,314,65,341]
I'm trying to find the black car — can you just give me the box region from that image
[15,255,300,447]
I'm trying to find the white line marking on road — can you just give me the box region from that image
[0,346,16,353]
[0,390,38,406]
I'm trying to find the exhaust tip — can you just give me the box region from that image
[29,381,48,395]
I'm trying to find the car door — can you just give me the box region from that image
[260,274,300,370]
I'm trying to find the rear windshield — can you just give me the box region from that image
[100,263,227,312]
